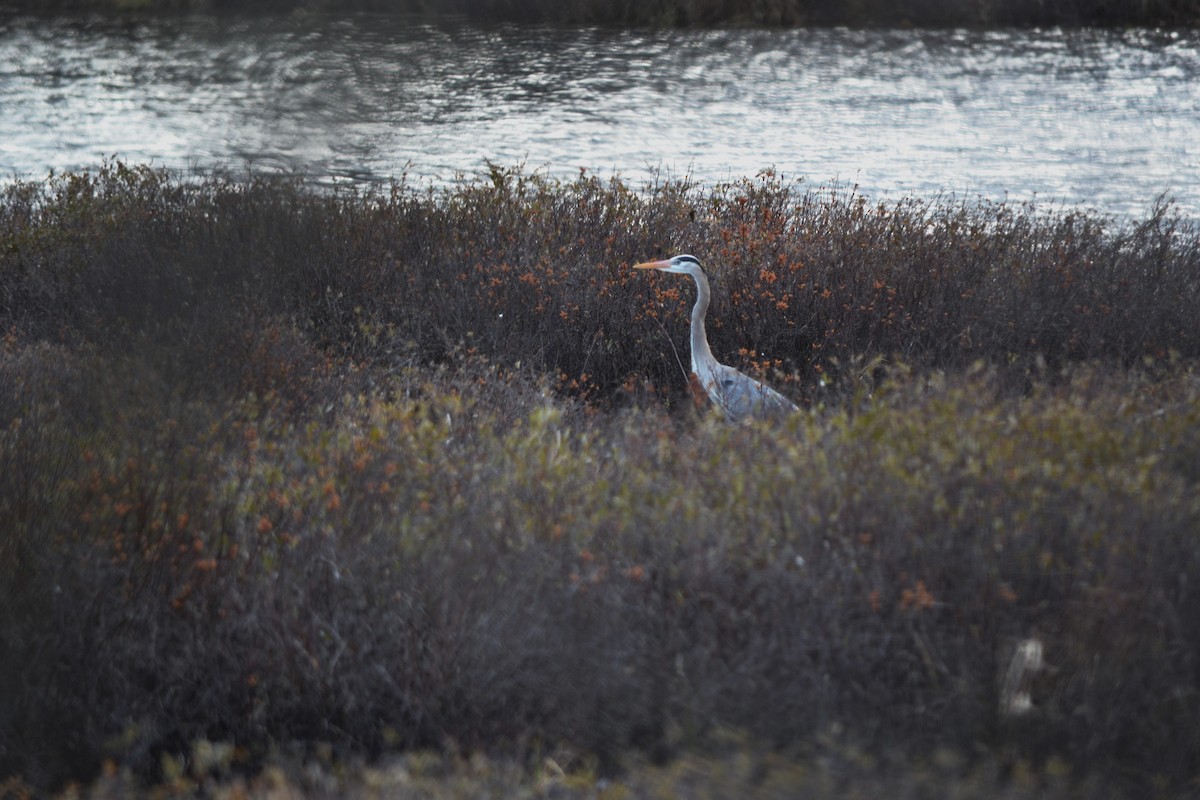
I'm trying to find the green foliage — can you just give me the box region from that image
[1,163,1199,797]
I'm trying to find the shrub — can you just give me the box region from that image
[3,163,1199,409]
[1,165,1199,795]
[2,345,1198,794]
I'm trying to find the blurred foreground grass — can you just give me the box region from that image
[9,0,1200,26]
[1,163,1198,797]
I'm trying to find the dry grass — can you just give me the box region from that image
[1,163,1198,797]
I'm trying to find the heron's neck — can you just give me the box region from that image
[689,273,717,379]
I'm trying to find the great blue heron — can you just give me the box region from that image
[635,254,798,421]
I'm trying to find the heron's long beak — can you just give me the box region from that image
[634,259,672,270]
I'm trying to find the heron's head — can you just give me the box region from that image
[633,254,704,277]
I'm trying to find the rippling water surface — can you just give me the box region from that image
[1,15,1198,217]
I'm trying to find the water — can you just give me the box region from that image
[1,14,1198,218]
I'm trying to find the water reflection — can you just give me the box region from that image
[1,15,1197,217]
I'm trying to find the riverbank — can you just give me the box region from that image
[5,0,1200,26]
[2,164,1198,797]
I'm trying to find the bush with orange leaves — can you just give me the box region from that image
[1,164,1199,796]
[3,162,1198,415]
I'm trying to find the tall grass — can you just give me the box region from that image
[3,163,1198,407]
[1,163,1199,796]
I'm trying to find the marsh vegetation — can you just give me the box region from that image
[1,163,1198,797]
[10,0,1200,26]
